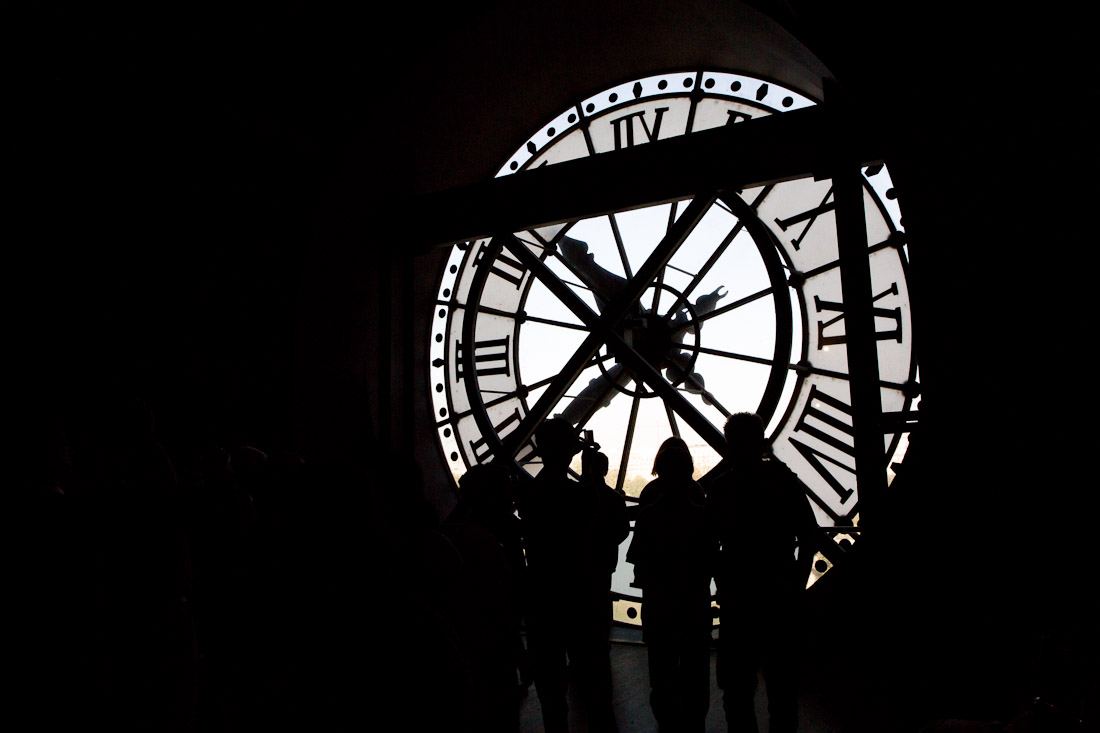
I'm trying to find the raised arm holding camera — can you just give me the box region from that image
[520,418,623,733]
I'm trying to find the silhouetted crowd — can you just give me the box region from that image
[14,385,823,733]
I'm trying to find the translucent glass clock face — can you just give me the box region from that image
[428,70,918,620]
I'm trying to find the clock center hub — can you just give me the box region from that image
[594,282,704,399]
[623,314,677,366]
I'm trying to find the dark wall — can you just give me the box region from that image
[14,1,1097,728]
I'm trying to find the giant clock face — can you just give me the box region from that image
[428,70,919,623]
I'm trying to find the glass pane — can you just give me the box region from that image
[672,400,724,477]
[518,320,588,388]
[666,199,737,270]
[541,253,601,314]
[614,201,682,267]
[617,395,679,498]
[565,214,630,280]
[529,222,571,245]
[765,288,803,435]
[691,354,772,423]
[575,380,638,486]
[697,293,777,360]
[521,271,586,328]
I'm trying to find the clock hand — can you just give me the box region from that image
[692,286,729,318]
[664,286,727,402]
[670,286,727,331]
[660,187,772,320]
[569,193,715,330]
[549,244,725,418]
[557,235,629,313]
[556,363,631,428]
[656,186,793,427]
[663,351,732,418]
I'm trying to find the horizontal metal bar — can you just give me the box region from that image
[405,105,888,250]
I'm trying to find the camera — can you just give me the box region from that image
[580,429,599,450]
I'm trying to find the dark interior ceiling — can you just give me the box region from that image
[14,1,1099,727]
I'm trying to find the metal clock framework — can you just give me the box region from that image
[427,70,920,623]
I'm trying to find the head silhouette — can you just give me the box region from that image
[458,463,513,520]
[652,437,694,479]
[536,417,582,472]
[724,412,766,464]
[582,448,609,482]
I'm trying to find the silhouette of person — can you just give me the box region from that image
[580,442,630,624]
[368,451,468,732]
[64,388,199,729]
[627,437,713,732]
[707,413,818,733]
[442,463,525,733]
[521,418,622,733]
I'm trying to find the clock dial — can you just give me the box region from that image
[428,71,918,623]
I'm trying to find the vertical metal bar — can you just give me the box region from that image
[616,391,642,493]
[833,165,887,524]
[609,213,633,279]
[665,402,681,439]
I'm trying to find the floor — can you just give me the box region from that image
[517,631,858,733]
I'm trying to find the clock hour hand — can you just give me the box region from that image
[664,351,711,405]
[556,363,630,427]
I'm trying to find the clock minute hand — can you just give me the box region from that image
[557,235,628,313]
